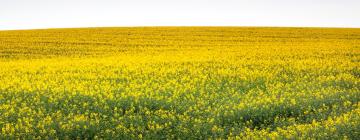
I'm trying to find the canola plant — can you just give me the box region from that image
[0,27,359,139]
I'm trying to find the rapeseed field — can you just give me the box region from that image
[0,27,359,139]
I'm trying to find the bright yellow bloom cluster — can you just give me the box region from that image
[0,27,359,139]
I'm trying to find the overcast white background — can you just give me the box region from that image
[1,0,360,30]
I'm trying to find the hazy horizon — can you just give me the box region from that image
[1,0,360,30]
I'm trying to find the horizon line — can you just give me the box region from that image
[1,25,360,31]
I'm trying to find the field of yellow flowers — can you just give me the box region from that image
[0,27,359,139]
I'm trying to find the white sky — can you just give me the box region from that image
[1,0,360,30]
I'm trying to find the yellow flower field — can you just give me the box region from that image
[0,27,359,139]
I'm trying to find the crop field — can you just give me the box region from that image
[0,27,359,139]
